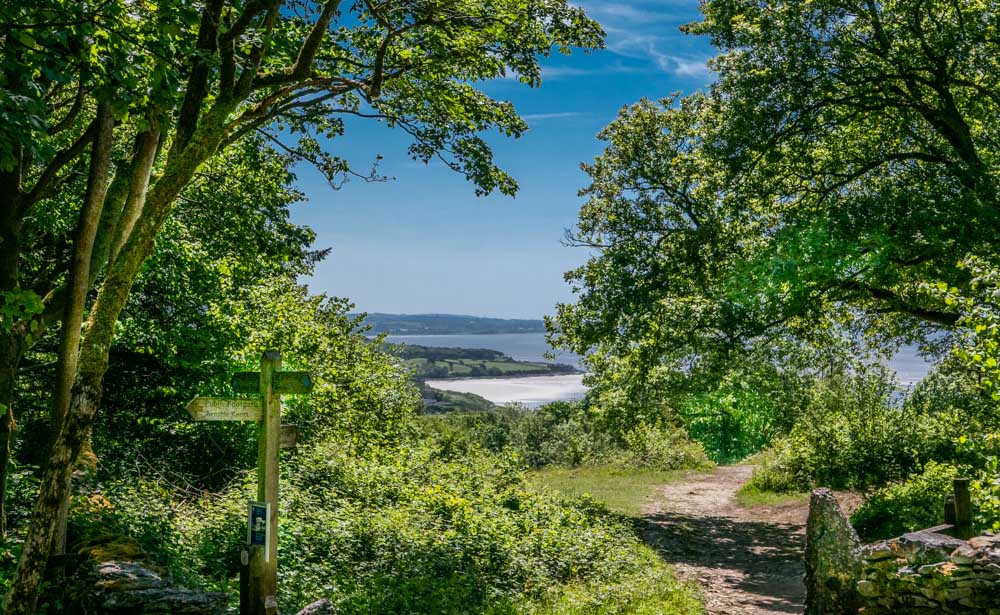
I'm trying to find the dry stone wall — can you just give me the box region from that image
[859,532,1000,613]
[65,560,227,614]
[805,488,1000,614]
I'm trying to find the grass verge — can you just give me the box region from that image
[527,466,687,517]
[734,483,808,508]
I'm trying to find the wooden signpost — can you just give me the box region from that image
[187,351,313,615]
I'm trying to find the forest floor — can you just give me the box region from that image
[639,465,860,615]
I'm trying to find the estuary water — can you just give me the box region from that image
[424,374,587,408]
[387,333,935,406]
[386,333,585,407]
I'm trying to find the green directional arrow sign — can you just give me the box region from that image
[231,371,314,395]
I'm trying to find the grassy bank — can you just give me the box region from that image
[734,484,809,509]
[529,466,686,516]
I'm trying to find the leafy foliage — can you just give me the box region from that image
[927,258,1000,400]
[68,437,702,614]
[744,364,989,493]
[1,4,606,604]
[549,0,1000,445]
[958,433,1000,534]
[849,432,1000,541]
[421,402,712,472]
[850,461,958,542]
[679,369,808,464]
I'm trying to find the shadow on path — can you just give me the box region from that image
[637,509,806,614]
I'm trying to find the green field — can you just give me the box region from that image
[407,356,577,379]
[528,466,686,516]
[388,343,579,382]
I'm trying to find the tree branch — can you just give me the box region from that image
[48,80,88,136]
[291,0,341,79]
[22,119,98,213]
[841,281,959,326]
[172,0,224,154]
[234,2,282,99]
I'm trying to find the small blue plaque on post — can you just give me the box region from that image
[248,501,269,557]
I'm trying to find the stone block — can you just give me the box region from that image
[805,488,863,615]
[897,531,966,565]
[296,599,337,615]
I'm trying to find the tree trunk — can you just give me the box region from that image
[49,103,114,556]
[0,333,21,538]
[0,146,23,540]
[2,111,228,613]
[2,370,103,615]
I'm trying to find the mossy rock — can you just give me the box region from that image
[74,533,151,566]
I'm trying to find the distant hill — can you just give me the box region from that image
[358,313,546,335]
[387,344,579,380]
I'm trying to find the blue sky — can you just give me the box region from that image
[291,1,717,320]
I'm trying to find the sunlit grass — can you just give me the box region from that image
[523,466,704,613]
[522,556,704,614]
[527,466,687,517]
[734,483,808,508]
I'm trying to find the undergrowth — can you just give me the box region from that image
[65,434,704,614]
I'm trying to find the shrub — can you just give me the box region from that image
[617,423,713,471]
[745,358,1000,498]
[957,432,1000,533]
[418,402,711,472]
[680,388,785,464]
[67,479,200,586]
[850,461,958,541]
[71,437,702,614]
[743,365,968,491]
[740,446,801,494]
[274,440,700,612]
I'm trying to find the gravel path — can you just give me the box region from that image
[639,465,857,615]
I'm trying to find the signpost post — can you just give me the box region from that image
[187,351,313,615]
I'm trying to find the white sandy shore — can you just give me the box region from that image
[425,374,587,408]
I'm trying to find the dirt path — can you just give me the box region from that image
[640,465,855,615]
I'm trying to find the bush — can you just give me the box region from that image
[617,423,713,471]
[740,447,801,494]
[276,440,700,613]
[419,402,711,472]
[67,479,203,586]
[743,358,1000,499]
[850,461,958,541]
[743,365,973,491]
[785,365,920,489]
[70,437,702,614]
[680,387,786,464]
[958,432,1000,533]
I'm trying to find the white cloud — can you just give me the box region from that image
[521,112,590,122]
[665,56,712,78]
[540,66,592,80]
[576,0,692,24]
[601,27,713,78]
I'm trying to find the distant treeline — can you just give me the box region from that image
[359,313,546,335]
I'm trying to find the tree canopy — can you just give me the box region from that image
[551,0,1000,412]
[0,1,603,610]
